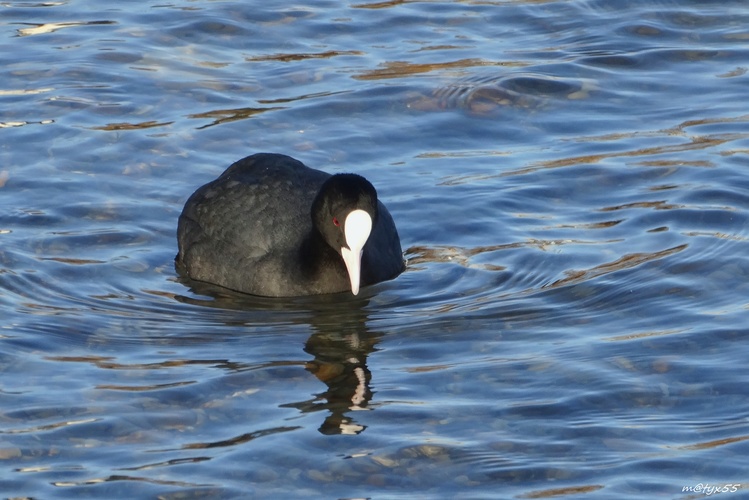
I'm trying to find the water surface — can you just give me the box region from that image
[2,0,749,498]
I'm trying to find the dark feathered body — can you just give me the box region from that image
[176,153,404,297]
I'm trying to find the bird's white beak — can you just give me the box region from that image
[340,209,372,295]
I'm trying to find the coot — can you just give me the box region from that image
[176,153,404,297]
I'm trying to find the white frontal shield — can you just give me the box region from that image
[340,209,372,295]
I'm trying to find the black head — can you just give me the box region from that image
[311,174,378,295]
[311,174,378,249]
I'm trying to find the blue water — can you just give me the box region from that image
[1,0,749,498]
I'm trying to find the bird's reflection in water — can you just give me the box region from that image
[175,280,381,435]
[286,328,378,435]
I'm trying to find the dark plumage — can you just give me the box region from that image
[176,153,404,297]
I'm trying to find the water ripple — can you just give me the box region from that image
[2,0,749,498]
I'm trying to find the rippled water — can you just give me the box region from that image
[2,0,749,498]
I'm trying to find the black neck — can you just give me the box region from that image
[299,228,342,281]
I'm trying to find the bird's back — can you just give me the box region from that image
[176,154,331,293]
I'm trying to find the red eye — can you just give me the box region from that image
[332,217,340,226]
